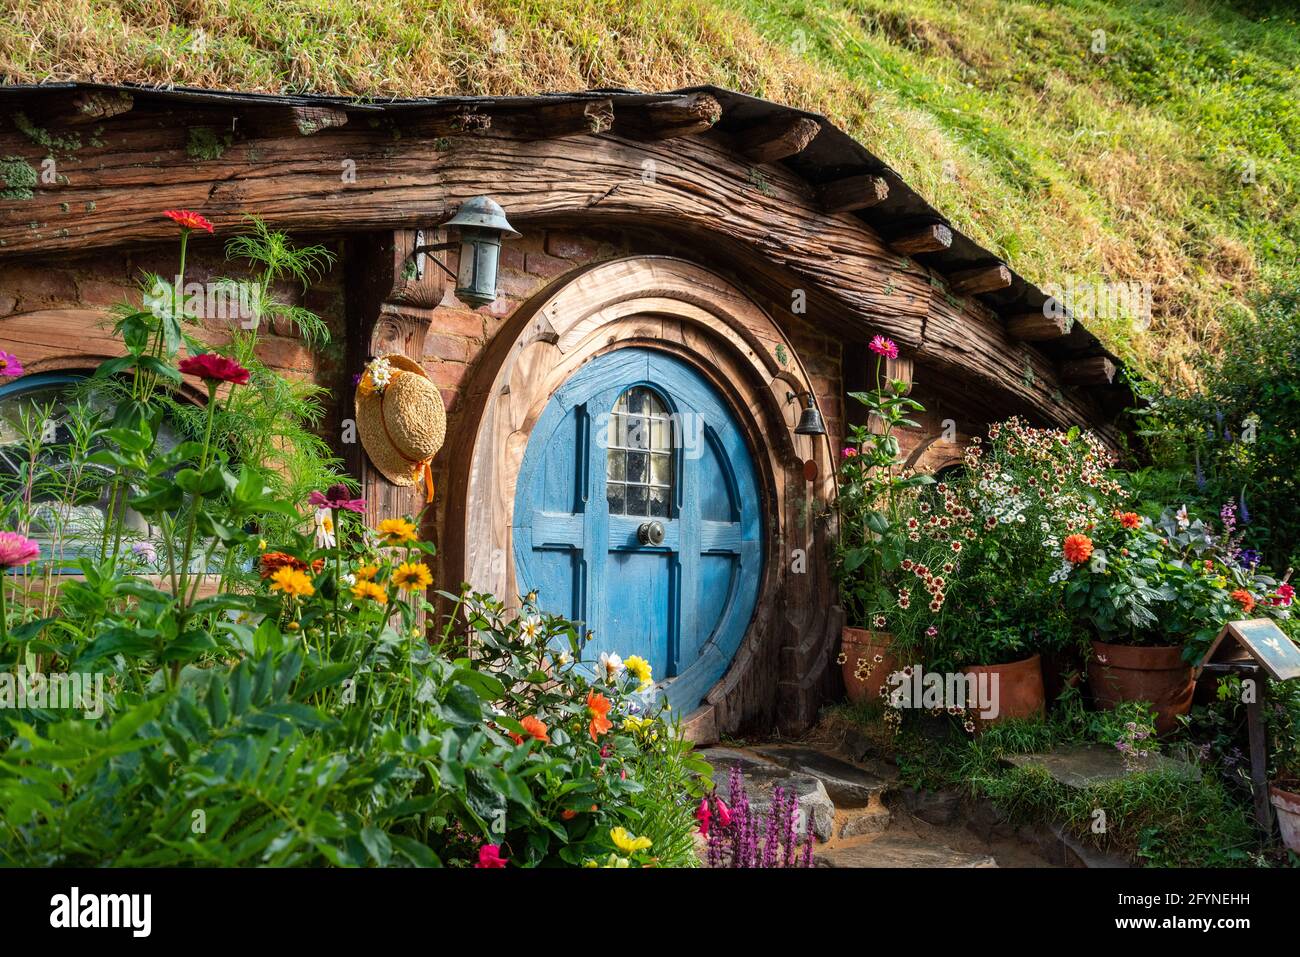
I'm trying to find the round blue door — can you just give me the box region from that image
[512,348,763,709]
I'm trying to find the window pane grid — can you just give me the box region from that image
[606,387,673,518]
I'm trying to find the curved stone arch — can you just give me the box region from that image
[443,256,838,732]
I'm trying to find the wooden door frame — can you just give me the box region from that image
[441,255,839,739]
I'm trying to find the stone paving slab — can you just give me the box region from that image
[749,744,895,807]
[815,833,997,868]
[1003,743,1199,789]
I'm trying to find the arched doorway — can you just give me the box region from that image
[512,347,763,708]
[444,256,837,728]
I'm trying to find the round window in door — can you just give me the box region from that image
[512,348,763,710]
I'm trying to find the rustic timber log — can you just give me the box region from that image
[732,115,822,164]
[950,264,1013,296]
[890,224,953,256]
[816,174,889,213]
[1061,355,1117,386]
[504,98,614,140]
[0,99,1106,432]
[399,110,492,137]
[244,105,349,137]
[612,93,722,141]
[42,90,135,126]
[1007,311,1072,341]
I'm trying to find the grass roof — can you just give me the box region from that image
[4,0,1298,388]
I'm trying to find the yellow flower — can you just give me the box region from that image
[610,827,652,854]
[622,714,659,740]
[624,655,653,691]
[350,580,387,604]
[392,561,433,591]
[269,565,314,598]
[377,517,418,545]
[355,564,379,582]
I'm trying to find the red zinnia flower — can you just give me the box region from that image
[1273,584,1295,607]
[179,353,250,385]
[475,844,507,868]
[164,209,214,233]
[1118,512,1142,530]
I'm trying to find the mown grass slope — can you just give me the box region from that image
[3,0,1297,388]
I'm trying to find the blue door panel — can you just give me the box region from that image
[513,348,763,712]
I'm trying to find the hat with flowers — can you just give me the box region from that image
[354,354,446,499]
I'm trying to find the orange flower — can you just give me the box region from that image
[1063,534,1094,564]
[259,551,324,579]
[561,809,578,821]
[1230,589,1256,614]
[586,690,613,741]
[1118,512,1142,529]
[519,715,549,744]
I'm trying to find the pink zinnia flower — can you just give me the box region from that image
[0,351,23,378]
[1271,584,1295,607]
[475,844,507,868]
[695,798,712,837]
[0,532,39,567]
[308,484,367,514]
[163,209,214,233]
[842,447,858,458]
[179,353,250,385]
[868,335,899,360]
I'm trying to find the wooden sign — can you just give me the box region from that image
[1201,618,1300,682]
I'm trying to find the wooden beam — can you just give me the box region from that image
[400,111,492,137]
[45,90,135,126]
[245,105,349,137]
[890,224,953,256]
[950,264,1012,296]
[817,174,889,213]
[1006,311,1072,341]
[733,115,822,164]
[504,99,614,140]
[613,93,722,142]
[1060,355,1117,386]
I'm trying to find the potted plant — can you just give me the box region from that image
[928,418,1119,725]
[830,336,935,702]
[1268,675,1300,853]
[1065,502,1295,733]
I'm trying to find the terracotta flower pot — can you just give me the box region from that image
[840,627,897,704]
[1270,783,1300,854]
[962,653,1045,727]
[1087,639,1194,735]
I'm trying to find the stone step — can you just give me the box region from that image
[815,832,998,868]
[749,743,896,807]
[837,803,893,839]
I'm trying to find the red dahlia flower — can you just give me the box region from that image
[179,353,250,385]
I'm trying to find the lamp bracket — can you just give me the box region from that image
[409,241,458,281]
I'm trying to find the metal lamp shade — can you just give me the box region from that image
[446,196,521,308]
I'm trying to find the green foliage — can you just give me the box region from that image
[0,220,703,868]
[1135,279,1300,572]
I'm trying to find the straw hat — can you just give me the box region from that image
[355,355,446,497]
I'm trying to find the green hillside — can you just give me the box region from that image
[3,0,1297,387]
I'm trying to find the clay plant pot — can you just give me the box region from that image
[1270,783,1300,854]
[840,627,897,704]
[961,653,1045,727]
[1087,639,1194,735]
